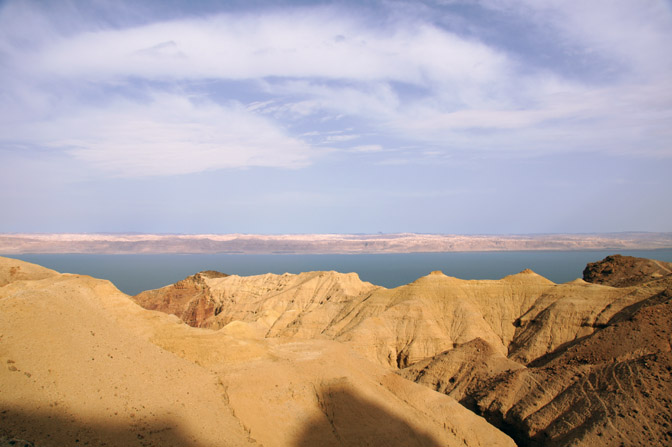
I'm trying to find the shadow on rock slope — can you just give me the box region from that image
[294,385,441,447]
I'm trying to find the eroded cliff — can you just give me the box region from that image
[129,254,672,446]
[0,256,514,447]
[3,254,672,446]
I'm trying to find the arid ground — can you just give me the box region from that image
[2,254,671,446]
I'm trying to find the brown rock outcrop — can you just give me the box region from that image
[133,270,228,327]
[583,254,672,287]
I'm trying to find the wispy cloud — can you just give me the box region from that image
[0,0,671,180]
[18,8,506,85]
[2,93,316,177]
[352,145,383,153]
[325,134,359,142]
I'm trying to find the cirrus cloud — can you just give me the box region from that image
[2,93,317,177]
[0,0,671,180]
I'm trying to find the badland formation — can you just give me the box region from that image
[2,254,672,446]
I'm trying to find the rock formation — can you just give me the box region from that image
[470,280,672,446]
[132,265,662,369]
[133,270,229,327]
[3,254,672,446]
[583,253,672,287]
[0,256,513,447]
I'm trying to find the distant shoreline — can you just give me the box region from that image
[1,232,671,255]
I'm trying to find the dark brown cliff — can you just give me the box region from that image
[583,254,672,287]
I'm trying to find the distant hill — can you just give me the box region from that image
[1,232,671,254]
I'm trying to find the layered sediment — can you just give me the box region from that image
[2,254,671,446]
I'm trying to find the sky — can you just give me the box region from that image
[0,0,671,235]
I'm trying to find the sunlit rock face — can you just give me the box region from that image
[3,255,672,447]
[0,256,514,447]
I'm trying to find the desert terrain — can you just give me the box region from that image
[1,232,672,254]
[2,254,671,446]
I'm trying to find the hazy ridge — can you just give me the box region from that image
[2,232,672,254]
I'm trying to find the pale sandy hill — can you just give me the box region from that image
[9,253,672,446]
[393,270,672,446]
[332,269,669,369]
[136,259,670,447]
[135,269,558,368]
[134,264,672,375]
[0,269,254,446]
[324,272,517,367]
[0,257,58,287]
[0,257,514,447]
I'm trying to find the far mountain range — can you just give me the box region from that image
[1,232,671,254]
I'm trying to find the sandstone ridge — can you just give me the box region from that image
[2,254,671,446]
[130,254,672,446]
[0,256,513,447]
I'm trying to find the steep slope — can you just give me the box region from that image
[0,264,254,446]
[359,256,672,446]
[470,282,672,446]
[0,256,515,447]
[506,278,668,364]
[398,266,672,446]
[324,270,554,367]
[400,338,524,402]
[583,254,672,287]
[104,253,672,446]
[133,270,229,327]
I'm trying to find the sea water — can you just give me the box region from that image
[5,250,672,296]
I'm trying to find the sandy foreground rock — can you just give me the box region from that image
[3,254,672,446]
[0,257,513,447]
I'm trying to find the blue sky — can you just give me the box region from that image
[1,0,671,234]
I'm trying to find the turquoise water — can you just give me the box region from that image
[5,250,672,296]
